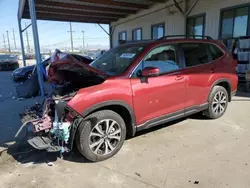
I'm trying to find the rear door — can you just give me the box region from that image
[179,42,214,109]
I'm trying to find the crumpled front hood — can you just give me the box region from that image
[48,54,107,84]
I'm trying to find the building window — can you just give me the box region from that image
[119,31,127,41]
[151,23,165,39]
[220,6,249,39]
[132,28,142,41]
[186,14,205,37]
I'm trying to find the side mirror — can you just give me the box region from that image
[141,67,160,77]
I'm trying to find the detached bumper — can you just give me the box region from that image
[17,98,77,154]
[27,135,62,152]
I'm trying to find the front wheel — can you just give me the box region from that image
[76,110,126,162]
[204,86,229,119]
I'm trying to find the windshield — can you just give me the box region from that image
[90,44,146,76]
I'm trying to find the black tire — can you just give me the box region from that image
[76,110,126,162]
[204,86,229,119]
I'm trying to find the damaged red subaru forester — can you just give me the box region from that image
[19,36,238,162]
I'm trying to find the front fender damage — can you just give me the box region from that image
[16,50,106,156]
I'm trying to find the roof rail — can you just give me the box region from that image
[118,39,153,45]
[158,35,213,40]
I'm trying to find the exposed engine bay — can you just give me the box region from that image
[16,50,106,156]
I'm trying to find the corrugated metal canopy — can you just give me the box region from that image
[19,0,167,24]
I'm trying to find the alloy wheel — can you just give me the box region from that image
[212,91,227,115]
[89,119,121,156]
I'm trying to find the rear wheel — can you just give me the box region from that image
[204,86,228,119]
[76,110,126,162]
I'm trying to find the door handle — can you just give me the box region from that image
[175,76,184,81]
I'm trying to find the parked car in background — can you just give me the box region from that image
[87,50,106,60]
[21,36,238,162]
[87,52,97,60]
[12,54,93,81]
[18,54,35,60]
[0,54,19,71]
[41,54,51,61]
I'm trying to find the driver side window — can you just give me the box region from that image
[131,44,179,77]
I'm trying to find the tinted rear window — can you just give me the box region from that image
[181,43,209,67]
[208,44,224,60]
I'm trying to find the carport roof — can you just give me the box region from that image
[18,0,167,24]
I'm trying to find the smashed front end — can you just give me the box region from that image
[17,51,106,156]
[18,96,74,154]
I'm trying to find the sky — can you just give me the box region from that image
[0,0,110,51]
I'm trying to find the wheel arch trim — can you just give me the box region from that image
[82,100,136,136]
[208,79,232,101]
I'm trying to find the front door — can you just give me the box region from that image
[130,44,186,125]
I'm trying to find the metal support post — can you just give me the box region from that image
[109,25,113,49]
[98,24,110,36]
[6,31,11,53]
[28,0,44,97]
[68,22,74,52]
[81,30,85,52]
[21,23,32,32]
[183,0,188,35]
[17,17,26,66]
[13,29,17,49]
[186,0,199,16]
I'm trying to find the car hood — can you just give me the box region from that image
[13,65,34,73]
[48,54,107,84]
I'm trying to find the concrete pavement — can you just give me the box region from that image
[0,71,43,144]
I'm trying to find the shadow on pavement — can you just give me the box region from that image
[0,135,93,165]
[1,120,187,165]
[132,118,188,138]
[0,114,208,165]
[235,85,250,99]
[64,118,190,163]
[234,91,250,100]
[0,137,58,166]
[3,90,250,165]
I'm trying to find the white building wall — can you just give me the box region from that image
[111,0,250,47]
[111,1,185,47]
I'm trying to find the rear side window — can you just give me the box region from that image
[181,43,209,67]
[208,44,224,60]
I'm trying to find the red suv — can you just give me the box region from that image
[21,36,238,162]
